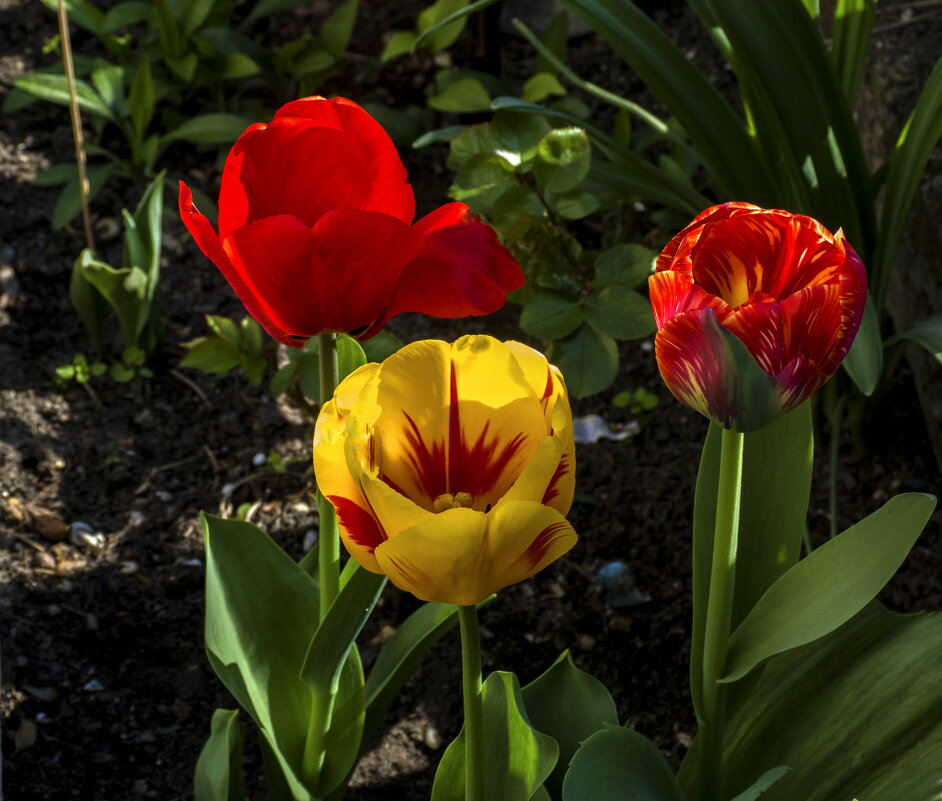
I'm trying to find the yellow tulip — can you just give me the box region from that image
[313,335,577,605]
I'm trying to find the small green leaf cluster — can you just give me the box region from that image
[71,172,165,361]
[435,110,657,398]
[6,0,359,228]
[612,386,658,416]
[55,346,153,389]
[180,314,267,386]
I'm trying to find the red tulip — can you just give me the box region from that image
[179,96,523,346]
[649,203,867,432]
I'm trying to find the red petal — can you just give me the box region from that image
[329,494,387,553]
[272,96,414,224]
[541,452,573,509]
[773,354,823,413]
[224,209,425,339]
[654,308,739,427]
[723,297,785,375]
[649,269,727,328]
[178,181,301,346]
[781,283,842,371]
[656,202,760,274]
[372,203,523,336]
[522,520,574,571]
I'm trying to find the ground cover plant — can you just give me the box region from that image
[1,0,941,800]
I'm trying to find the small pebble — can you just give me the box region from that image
[221,483,235,496]
[424,726,442,750]
[120,561,139,575]
[302,529,318,552]
[252,452,267,466]
[83,678,104,692]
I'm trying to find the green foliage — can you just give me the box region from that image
[55,353,108,386]
[70,172,165,360]
[612,386,658,416]
[181,315,267,386]
[9,0,362,227]
[194,709,245,801]
[428,111,658,398]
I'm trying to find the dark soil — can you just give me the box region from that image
[1,1,940,800]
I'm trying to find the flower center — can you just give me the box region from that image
[433,491,474,513]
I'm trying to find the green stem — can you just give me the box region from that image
[317,332,340,622]
[458,605,484,801]
[700,427,744,801]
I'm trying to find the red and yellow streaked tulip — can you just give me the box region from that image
[179,96,523,347]
[649,203,867,432]
[313,335,577,606]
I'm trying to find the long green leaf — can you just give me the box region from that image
[716,603,942,801]
[194,709,245,801]
[841,292,882,395]
[164,113,254,145]
[557,0,774,203]
[872,54,942,316]
[722,493,936,682]
[830,0,876,109]
[885,311,942,368]
[14,72,117,122]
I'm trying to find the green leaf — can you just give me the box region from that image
[270,362,296,395]
[380,30,417,62]
[129,59,155,140]
[164,113,254,145]
[520,292,583,340]
[207,315,242,349]
[241,316,264,357]
[34,164,77,186]
[336,333,367,381]
[722,493,936,683]
[550,189,599,220]
[432,671,558,801]
[830,0,875,109]
[549,325,618,398]
[90,63,124,112]
[533,127,591,193]
[449,153,519,214]
[690,403,813,718]
[886,311,942,367]
[74,250,148,349]
[417,0,471,53]
[321,0,357,59]
[181,337,241,374]
[70,249,106,354]
[522,72,567,103]
[110,363,135,382]
[361,329,403,364]
[202,514,320,801]
[521,651,618,799]
[429,77,492,113]
[842,292,882,395]
[240,354,266,386]
[100,2,153,34]
[705,603,942,801]
[194,709,245,801]
[585,285,654,340]
[537,11,568,76]
[592,244,656,289]
[728,767,790,801]
[182,0,215,36]
[223,53,261,79]
[362,602,460,749]
[562,726,684,801]
[13,72,117,122]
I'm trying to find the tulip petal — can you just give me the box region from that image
[781,283,842,369]
[495,437,563,508]
[178,181,303,347]
[648,269,728,328]
[371,203,523,336]
[360,337,546,512]
[374,502,576,605]
[722,297,785,375]
[224,209,425,339]
[272,96,414,224]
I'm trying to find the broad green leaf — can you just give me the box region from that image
[432,671,558,801]
[52,162,115,229]
[417,0,471,53]
[592,244,656,289]
[842,292,882,395]
[722,492,936,682]
[38,0,102,32]
[241,316,265,357]
[194,709,245,801]
[129,59,155,140]
[690,402,812,718]
[293,48,335,76]
[429,77,492,113]
[449,153,518,214]
[548,325,618,398]
[180,337,241,373]
[206,316,241,349]
[164,113,254,145]
[705,603,942,801]
[533,128,591,193]
[13,72,117,122]
[492,186,543,224]
[70,251,106,355]
[550,189,599,220]
[585,285,654,340]
[885,311,942,367]
[728,767,790,801]
[872,54,942,314]
[381,30,417,62]
[523,72,567,103]
[520,292,583,340]
[270,362,296,396]
[223,53,261,79]
[240,353,266,386]
[74,252,148,348]
[321,0,357,59]
[447,122,498,171]
[90,63,124,112]
[182,0,215,36]
[830,0,875,108]
[521,651,618,799]
[362,602,460,749]
[100,1,152,33]
[562,726,684,801]
[202,514,320,801]
[34,164,77,186]
[243,0,310,26]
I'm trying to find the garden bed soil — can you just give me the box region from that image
[1,1,941,799]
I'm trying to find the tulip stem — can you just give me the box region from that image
[700,426,744,801]
[317,332,341,621]
[458,604,485,801]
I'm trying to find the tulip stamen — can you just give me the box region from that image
[433,491,474,513]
